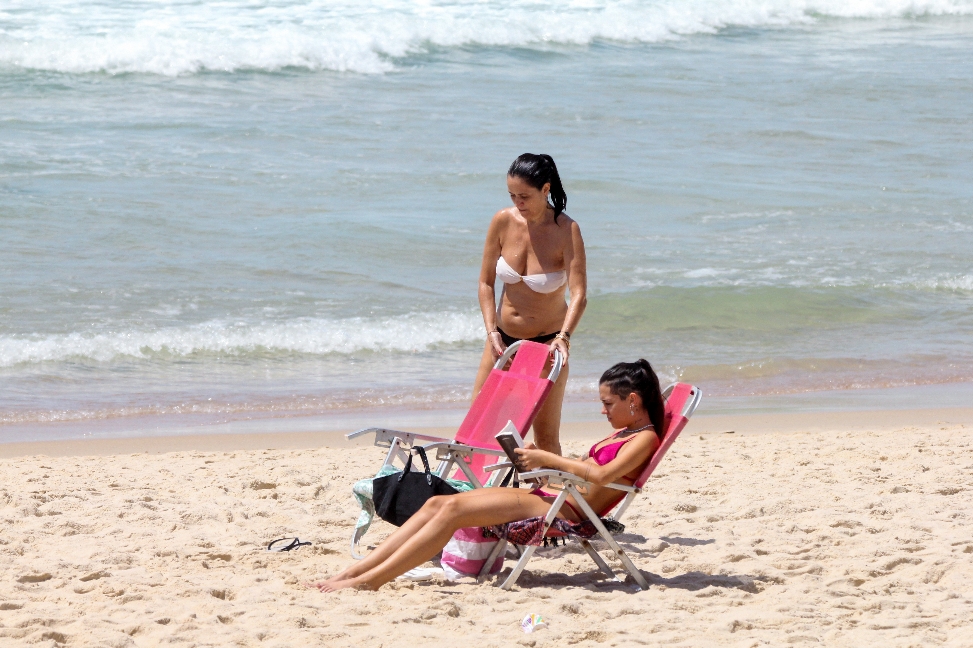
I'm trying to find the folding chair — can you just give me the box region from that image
[346,340,563,556]
[479,383,702,591]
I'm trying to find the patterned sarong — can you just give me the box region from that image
[482,516,624,547]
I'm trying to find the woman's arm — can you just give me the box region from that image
[551,220,587,363]
[515,431,658,487]
[478,211,506,357]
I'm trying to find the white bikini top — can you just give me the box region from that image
[496,256,567,294]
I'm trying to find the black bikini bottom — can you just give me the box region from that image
[497,327,558,348]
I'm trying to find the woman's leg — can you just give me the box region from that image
[321,487,556,592]
[531,363,568,455]
[471,339,498,400]
[310,496,452,587]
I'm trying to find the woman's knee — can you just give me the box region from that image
[431,494,466,519]
[422,495,450,514]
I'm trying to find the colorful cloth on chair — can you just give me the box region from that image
[482,516,625,547]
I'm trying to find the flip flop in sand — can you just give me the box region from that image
[396,567,444,582]
[267,537,312,552]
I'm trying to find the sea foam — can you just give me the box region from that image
[0,311,483,367]
[1,0,970,75]
[927,275,973,292]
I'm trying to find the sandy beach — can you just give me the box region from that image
[6,2,973,646]
[2,409,972,647]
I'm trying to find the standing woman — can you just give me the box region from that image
[474,153,587,455]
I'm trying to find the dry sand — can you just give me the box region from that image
[2,411,972,647]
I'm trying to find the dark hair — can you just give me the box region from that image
[507,153,567,223]
[599,359,666,440]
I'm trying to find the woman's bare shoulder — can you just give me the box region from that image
[621,429,661,454]
[488,207,524,236]
[492,206,519,222]
[554,213,583,248]
[555,212,580,232]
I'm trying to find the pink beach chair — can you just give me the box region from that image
[347,341,563,555]
[349,340,562,484]
[478,383,702,591]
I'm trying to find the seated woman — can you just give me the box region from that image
[314,359,665,592]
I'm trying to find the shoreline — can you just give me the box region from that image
[3,405,972,459]
[4,380,973,449]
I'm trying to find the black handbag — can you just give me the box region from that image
[373,446,459,526]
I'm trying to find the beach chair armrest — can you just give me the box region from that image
[346,427,453,449]
[420,441,505,461]
[483,461,517,472]
[602,482,639,493]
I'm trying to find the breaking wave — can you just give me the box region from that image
[0,311,483,367]
[1,0,971,75]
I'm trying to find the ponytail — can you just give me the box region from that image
[507,153,567,223]
[599,359,666,439]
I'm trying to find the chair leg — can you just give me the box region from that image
[435,458,452,478]
[477,539,507,582]
[609,543,649,591]
[453,457,483,488]
[580,539,616,579]
[497,489,569,589]
[568,485,649,591]
[500,545,537,590]
[384,438,409,469]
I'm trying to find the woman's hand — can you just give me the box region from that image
[487,330,506,358]
[514,447,552,472]
[550,337,569,366]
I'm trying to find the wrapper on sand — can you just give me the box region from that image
[1,415,972,647]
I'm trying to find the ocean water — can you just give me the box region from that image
[2,1,973,441]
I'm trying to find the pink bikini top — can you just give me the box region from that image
[588,428,655,480]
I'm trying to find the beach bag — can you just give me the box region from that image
[373,446,459,526]
[441,526,504,581]
[352,466,474,558]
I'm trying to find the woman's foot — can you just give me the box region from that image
[305,561,369,590]
[317,576,372,592]
[305,573,348,590]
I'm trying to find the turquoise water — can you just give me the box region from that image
[2,3,972,440]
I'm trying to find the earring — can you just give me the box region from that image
[630,403,635,415]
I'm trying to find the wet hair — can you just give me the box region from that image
[507,153,567,222]
[599,360,666,440]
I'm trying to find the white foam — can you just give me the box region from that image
[0,311,484,367]
[1,0,970,75]
[924,275,973,291]
[684,267,727,279]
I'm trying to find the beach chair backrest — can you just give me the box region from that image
[506,341,550,376]
[453,341,553,481]
[633,383,699,489]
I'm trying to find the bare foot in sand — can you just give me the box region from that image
[306,577,340,590]
[306,563,365,590]
[317,576,371,593]
[305,574,345,590]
